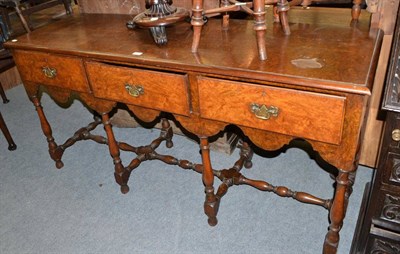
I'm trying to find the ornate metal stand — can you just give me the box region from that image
[127,0,189,45]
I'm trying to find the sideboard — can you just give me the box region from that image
[5,11,383,253]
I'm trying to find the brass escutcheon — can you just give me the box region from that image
[125,83,144,97]
[250,103,279,120]
[42,66,57,79]
[392,129,400,142]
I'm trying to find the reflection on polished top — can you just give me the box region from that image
[6,11,382,94]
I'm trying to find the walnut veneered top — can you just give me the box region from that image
[5,11,382,94]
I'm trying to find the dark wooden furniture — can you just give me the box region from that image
[351,8,400,254]
[0,47,16,150]
[0,0,72,34]
[5,11,382,253]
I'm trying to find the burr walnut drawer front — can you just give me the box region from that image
[12,50,90,93]
[198,77,346,145]
[85,61,190,116]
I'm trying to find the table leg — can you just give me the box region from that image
[101,112,130,194]
[323,169,349,254]
[199,137,219,226]
[31,96,63,168]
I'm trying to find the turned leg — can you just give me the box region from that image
[31,96,64,168]
[241,141,253,169]
[161,119,173,148]
[199,137,219,226]
[352,0,362,21]
[346,171,356,200]
[277,0,291,35]
[191,0,205,53]
[323,169,349,254]
[253,0,267,60]
[101,113,130,194]
[0,112,16,150]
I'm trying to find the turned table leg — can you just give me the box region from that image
[199,137,219,226]
[101,112,130,194]
[323,169,349,254]
[31,96,64,168]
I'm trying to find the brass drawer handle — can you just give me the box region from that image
[125,84,144,97]
[42,66,57,79]
[250,103,279,120]
[392,129,400,142]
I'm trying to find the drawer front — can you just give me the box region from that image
[85,61,190,116]
[13,50,90,93]
[198,77,346,145]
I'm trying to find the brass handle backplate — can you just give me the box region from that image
[125,84,144,97]
[392,129,400,142]
[250,103,279,120]
[42,66,57,79]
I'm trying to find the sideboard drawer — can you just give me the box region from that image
[198,77,346,145]
[12,50,90,93]
[85,61,190,116]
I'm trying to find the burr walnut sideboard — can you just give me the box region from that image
[5,12,383,253]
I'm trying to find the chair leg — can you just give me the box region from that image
[0,112,16,150]
[14,5,32,33]
[253,0,267,60]
[191,0,205,53]
[0,82,9,104]
[352,0,362,21]
[61,0,73,14]
[277,0,291,35]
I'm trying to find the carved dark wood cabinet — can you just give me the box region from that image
[351,9,400,254]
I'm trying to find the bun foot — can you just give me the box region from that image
[166,140,173,148]
[244,160,253,169]
[120,185,130,194]
[55,160,64,169]
[208,217,218,226]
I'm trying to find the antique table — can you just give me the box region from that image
[5,11,382,253]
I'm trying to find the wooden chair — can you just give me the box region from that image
[191,0,291,61]
[191,0,366,61]
[0,0,72,35]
